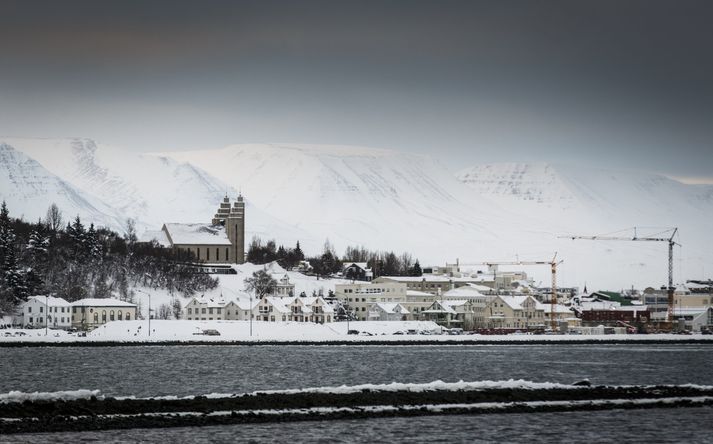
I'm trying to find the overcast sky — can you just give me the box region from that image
[1,0,712,181]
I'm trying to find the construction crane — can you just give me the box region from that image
[448,254,564,331]
[559,227,679,323]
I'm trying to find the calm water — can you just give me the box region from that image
[3,344,713,442]
[6,408,713,443]
[1,344,712,397]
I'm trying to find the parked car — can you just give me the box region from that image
[347,330,360,335]
[202,329,221,336]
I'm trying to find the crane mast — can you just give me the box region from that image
[560,227,678,323]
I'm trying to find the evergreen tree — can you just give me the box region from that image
[410,260,423,277]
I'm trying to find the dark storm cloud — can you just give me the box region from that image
[1,0,712,179]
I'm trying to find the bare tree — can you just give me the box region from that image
[244,269,277,299]
[171,298,182,319]
[156,303,172,320]
[45,203,63,233]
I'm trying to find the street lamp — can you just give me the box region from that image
[249,291,253,337]
[45,295,49,336]
[136,286,152,337]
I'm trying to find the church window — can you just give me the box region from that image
[207,248,210,261]
[196,248,200,260]
[226,248,229,261]
[216,248,220,261]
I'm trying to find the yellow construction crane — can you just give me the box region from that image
[448,254,564,330]
[559,227,679,323]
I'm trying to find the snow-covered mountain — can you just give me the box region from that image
[0,137,710,289]
[456,162,713,289]
[0,142,125,228]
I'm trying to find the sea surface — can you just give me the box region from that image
[3,344,713,442]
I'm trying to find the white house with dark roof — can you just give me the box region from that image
[21,296,72,329]
[70,298,137,329]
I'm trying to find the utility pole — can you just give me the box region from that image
[45,296,48,336]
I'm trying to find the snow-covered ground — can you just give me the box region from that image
[2,320,712,344]
[128,262,351,320]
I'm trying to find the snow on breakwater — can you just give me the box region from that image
[3,383,713,434]
[0,389,101,404]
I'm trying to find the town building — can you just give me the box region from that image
[372,275,489,296]
[20,296,72,329]
[142,195,246,264]
[256,296,334,323]
[367,303,410,321]
[70,298,138,330]
[420,300,476,329]
[335,281,408,320]
[579,306,651,328]
[484,295,546,330]
[274,274,296,297]
[341,262,373,281]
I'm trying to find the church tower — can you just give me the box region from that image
[212,195,232,225]
[226,194,245,264]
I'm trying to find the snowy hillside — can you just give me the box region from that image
[0,137,711,289]
[161,143,529,257]
[0,143,125,228]
[456,162,713,289]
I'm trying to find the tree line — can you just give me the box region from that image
[0,202,217,316]
[247,237,422,278]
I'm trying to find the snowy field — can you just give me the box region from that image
[2,320,712,344]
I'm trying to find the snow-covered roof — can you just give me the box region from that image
[442,286,485,299]
[139,229,171,247]
[538,303,573,314]
[406,290,433,297]
[163,223,232,246]
[263,296,335,314]
[370,302,409,314]
[377,275,484,283]
[343,262,371,271]
[189,295,230,308]
[465,283,494,292]
[25,295,71,306]
[230,299,259,310]
[497,295,532,310]
[71,298,137,308]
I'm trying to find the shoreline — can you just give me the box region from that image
[2,337,713,347]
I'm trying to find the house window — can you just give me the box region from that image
[217,308,222,314]
[202,308,206,314]
[188,308,192,314]
[40,306,43,313]
[29,317,33,323]
[209,308,214,314]
[28,306,32,313]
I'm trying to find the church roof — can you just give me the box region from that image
[163,223,232,246]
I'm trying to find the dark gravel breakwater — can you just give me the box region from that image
[2,385,713,434]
